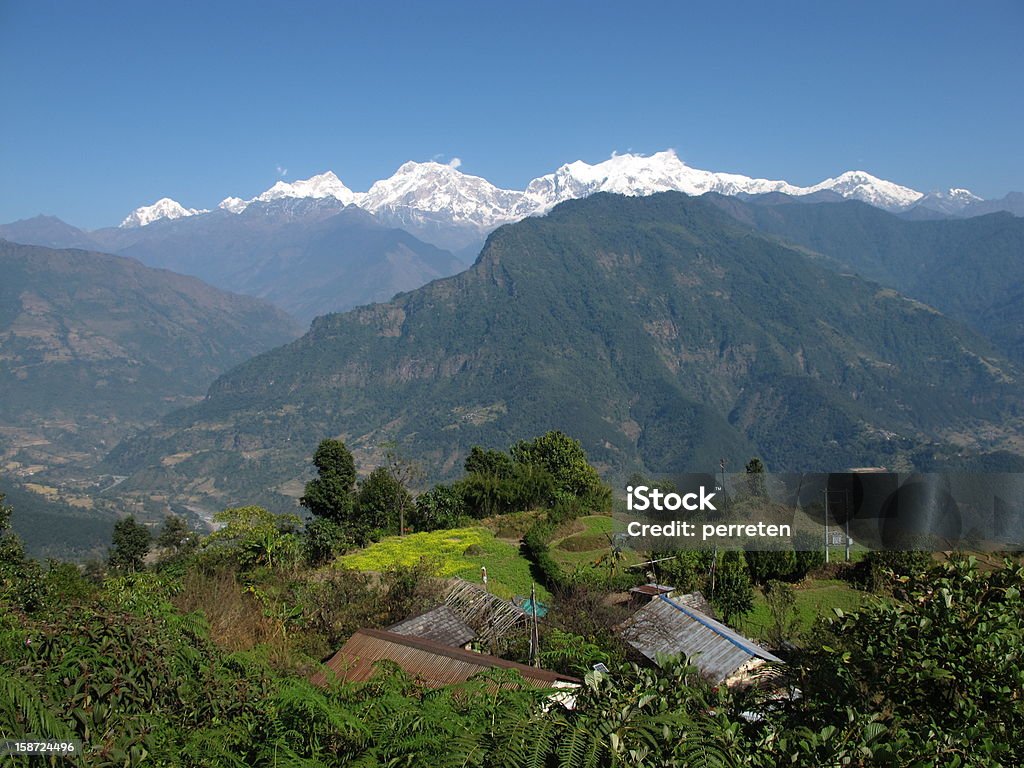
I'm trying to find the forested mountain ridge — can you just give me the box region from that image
[706,196,1024,361]
[105,193,1023,514]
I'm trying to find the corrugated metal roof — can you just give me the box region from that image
[674,590,716,617]
[310,628,579,689]
[388,605,477,647]
[617,595,783,684]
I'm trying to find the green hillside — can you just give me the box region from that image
[339,526,548,601]
[708,196,1024,360]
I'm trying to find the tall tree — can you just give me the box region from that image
[711,551,754,625]
[204,505,301,569]
[108,516,151,572]
[157,514,197,556]
[384,442,423,536]
[744,457,767,499]
[354,468,412,543]
[300,439,357,522]
[464,446,514,479]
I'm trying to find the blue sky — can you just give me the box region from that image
[1,0,1021,228]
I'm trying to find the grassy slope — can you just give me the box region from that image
[339,526,549,600]
[549,514,645,572]
[742,578,866,641]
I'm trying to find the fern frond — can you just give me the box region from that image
[0,672,74,741]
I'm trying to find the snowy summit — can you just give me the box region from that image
[119,198,207,228]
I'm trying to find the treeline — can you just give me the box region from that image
[298,430,613,567]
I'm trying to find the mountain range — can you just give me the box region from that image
[703,196,1024,361]
[104,192,1024,516]
[3,151,1019,322]
[112,150,1022,235]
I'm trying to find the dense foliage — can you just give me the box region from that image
[2,480,1023,766]
[299,438,417,547]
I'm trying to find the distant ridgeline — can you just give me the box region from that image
[0,202,466,323]
[104,193,1024,515]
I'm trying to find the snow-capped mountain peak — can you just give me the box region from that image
[912,187,983,215]
[518,149,805,215]
[119,198,207,228]
[116,151,967,239]
[809,170,923,210]
[360,160,524,228]
[254,171,357,206]
[218,196,248,214]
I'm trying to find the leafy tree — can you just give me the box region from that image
[43,561,96,603]
[510,430,609,505]
[657,548,714,593]
[763,579,798,647]
[856,549,933,592]
[156,514,198,556]
[384,442,423,536]
[464,445,515,479]
[744,543,796,584]
[300,438,357,522]
[744,457,767,499]
[793,532,826,579]
[302,517,352,567]
[710,551,754,625]
[354,467,411,543]
[806,558,1024,765]
[108,516,151,572]
[410,484,466,531]
[509,462,557,510]
[203,505,301,569]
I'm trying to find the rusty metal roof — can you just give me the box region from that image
[310,628,579,688]
[630,583,675,597]
[617,595,783,684]
[388,605,477,647]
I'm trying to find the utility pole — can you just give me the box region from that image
[823,489,830,564]
[712,458,727,599]
[529,582,540,668]
[845,490,851,562]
